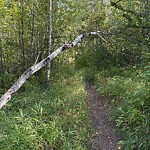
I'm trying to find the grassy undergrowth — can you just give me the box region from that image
[0,67,90,150]
[84,66,150,150]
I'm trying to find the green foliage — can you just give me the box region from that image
[82,67,97,84]
[95,67,138,97]
[75,41,114,70]
[0,71,90,150]
[139,66,150,85]
[0,0,149,149]
[94,66,150,149]
[0,72,17,89]
[116,68,150,149]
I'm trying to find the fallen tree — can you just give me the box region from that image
[0,32,106,109]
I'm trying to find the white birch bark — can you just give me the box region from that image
[47,0,52,83]
[0,31,105,109]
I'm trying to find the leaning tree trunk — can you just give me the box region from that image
[0,31,105,109]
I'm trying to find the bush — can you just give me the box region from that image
[95,66,150,149]
[116,66,150,149]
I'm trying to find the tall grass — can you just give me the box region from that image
[0,67,91,150]
[93,66,150,150]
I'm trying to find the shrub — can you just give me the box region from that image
[95,66,150,149]
[116,66,150,149]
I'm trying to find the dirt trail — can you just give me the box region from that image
[86,83,117,150]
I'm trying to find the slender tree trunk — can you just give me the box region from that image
[142,0,149,38]
[19,0,25,72]
[47,0,52,84]
[0,40,4,88]
[30,1,35,65]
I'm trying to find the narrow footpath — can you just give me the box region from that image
[86,83,117,150]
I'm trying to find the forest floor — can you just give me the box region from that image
[85,83,117,150]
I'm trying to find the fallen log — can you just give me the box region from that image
[0,32,105,109]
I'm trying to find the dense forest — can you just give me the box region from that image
[0,0,149,149]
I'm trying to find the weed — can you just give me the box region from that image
[93,66,150,149]
[0,70,91,150]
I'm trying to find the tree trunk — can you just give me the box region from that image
[0,32,105,109]
[0,40,4,88]
[30,2,35,65]
[47,0,52,84]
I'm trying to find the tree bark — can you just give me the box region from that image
[0,40,4,88]
[30,2,35,65]
[47,0,52,84]
[20,0,25,71]
[0,32,104,109]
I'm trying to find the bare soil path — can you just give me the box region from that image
[86,83,117,150]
